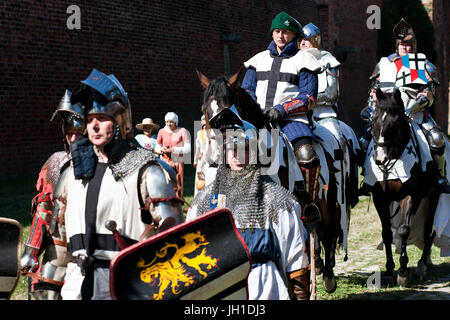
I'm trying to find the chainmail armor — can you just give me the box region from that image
[109,145,158,180]
[43,151,70,187]
[191,164,298,231]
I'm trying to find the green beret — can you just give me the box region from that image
[270,11,301,36]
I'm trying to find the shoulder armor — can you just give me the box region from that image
[42,151,70,188]
[319,50,341,69]
[295,50,323,73]
[425,61,439,85]
[109,146,158,180]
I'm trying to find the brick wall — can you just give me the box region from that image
[1,1,394,179]
[0,0,320,179]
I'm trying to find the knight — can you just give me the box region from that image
[359,18,449,193]
[241,11,323,223]
[299,22,362,208]
[20,90,85,299]
[54,69,184,300]
[188,106,311,300]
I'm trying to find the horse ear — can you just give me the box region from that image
[393,89,404,107]
[375,88,385,101]
[196,69,210,89]
[227,66,244,88]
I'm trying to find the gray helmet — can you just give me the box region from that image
[71,69,133,141]
[50,89,85,134]
[302,22,321,48]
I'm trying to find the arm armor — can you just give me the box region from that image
[317,66,340,106]
[405,94,430,117]
[21,170,54,272]
[139,161,184,236]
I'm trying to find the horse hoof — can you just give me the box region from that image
[397,272,410,287]
[415,261,428,281]
[323,276,337,293]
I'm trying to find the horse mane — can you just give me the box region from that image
[203,76,232,107]
[374,91,409,127]
[373,90,411,157]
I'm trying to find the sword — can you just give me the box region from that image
[105,220,129,250]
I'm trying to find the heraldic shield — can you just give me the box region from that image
[109,208,252,300]
[395,53,428,88]
[0,218,22,300]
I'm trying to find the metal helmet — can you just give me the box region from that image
[50,90,85,149]
[393,18,417,53]
[71,69,133,141]
[302,22,321,49]
[211,105,259,166]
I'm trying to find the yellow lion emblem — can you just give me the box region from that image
[136,231,218,300]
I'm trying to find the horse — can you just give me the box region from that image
[366,88,439,286]
[196,67,346,293]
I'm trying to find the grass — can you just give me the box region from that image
[315,196,450,300]
[2,166,449,300]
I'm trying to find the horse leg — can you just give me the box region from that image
[372,189,395,277]
[313,230,323,275]
[319,195,338,293]
[416,194,438,280]
[321,224,337,293]
[396,196,417,287]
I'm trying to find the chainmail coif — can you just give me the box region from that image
[191,164,298,231]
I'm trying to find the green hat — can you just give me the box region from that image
[270,11,301,35]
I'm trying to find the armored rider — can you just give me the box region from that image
[359,18,449,193]
[188,107,311,300]
[20,90,84,299]
[54,69,184,300]
[241,11,323,220]
[299,22,361,207]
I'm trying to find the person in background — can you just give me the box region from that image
[193,115,208,196]
[135,117,160,152]
[20,90,85,300]
[155,112,191,196]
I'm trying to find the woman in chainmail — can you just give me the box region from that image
[187,131,311,300]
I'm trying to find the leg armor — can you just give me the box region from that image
[358,97,375,154]
[421,115,450,192]
[293,138,322,225]
[294,139,321,203]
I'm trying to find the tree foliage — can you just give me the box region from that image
[377,0,436,62]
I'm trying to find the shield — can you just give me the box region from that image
[110,208,251,300]
[0,218,22,300]
[395,53,428,87]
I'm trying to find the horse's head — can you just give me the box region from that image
[197,68,266,130]
[372,88,410,165]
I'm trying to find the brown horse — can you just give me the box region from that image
[367,88,439,286]
[197,68,343,293]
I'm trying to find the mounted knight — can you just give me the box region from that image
[359,18,449,194]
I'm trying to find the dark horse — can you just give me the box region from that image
[368,88,439,286]
[197,68,342,293]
